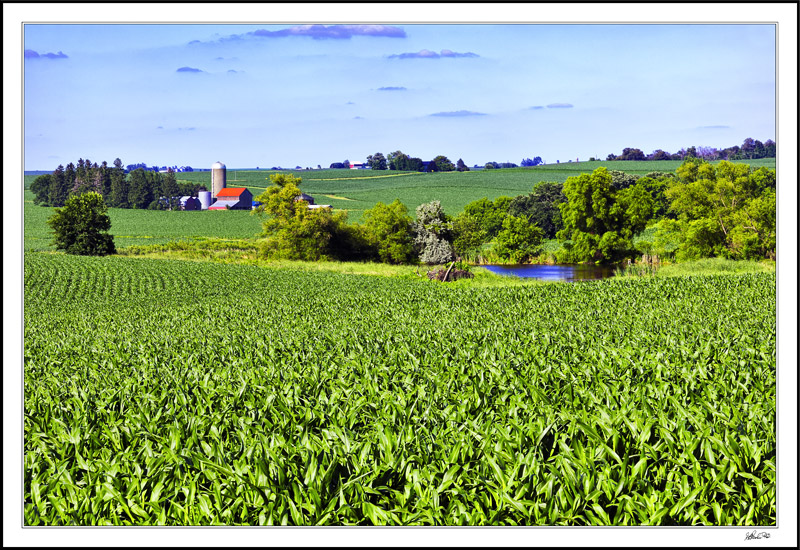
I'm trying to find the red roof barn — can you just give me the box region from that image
[209,187,253,210]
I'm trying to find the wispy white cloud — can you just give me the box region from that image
[389,49,478,59]
[176,66,204,73]
[529,106,544,110]
[429,110,487,117]
[546,103,573,109]
[192,25,406,44]
[252,25,405,39]
[377,86,407,91]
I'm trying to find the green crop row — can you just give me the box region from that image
[23,252,776,525]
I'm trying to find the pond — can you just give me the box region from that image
[481,263,617,282]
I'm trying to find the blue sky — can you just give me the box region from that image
[22,22,776,170]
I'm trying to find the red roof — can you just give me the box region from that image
[216,187,249,197]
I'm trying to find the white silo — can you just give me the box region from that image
[198,190,213,210]
[211,161,227,198]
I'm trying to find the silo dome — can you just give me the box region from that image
[212,161,226,169]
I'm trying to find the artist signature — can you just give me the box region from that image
[744,530,771,541]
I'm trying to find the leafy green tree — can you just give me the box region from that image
[387,151,409,170]
[650,150,671,161]
[557,167,654,263]
[456,158,469,172]
[617,148,645,161]
[660,160,776,260]
[462,196,512,238]
[407,157,424,172]
[30,174,53,205]
[507,182,565,239]
[366,152,388,170]
[493,215,544,263]
[608,170,640,191]
[253,176,352,261]
[451,212,487,258]
[432,155,455,172]
[360,199,416,264]
[413,200,454,264]
[47,191,116,255]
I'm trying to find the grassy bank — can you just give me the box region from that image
[614,257,776,278]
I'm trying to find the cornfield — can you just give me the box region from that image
[23,252,776,525]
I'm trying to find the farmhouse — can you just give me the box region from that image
[209,187,253,210]
[349,162,369,169]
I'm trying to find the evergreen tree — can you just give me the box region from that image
[99,161,112,200]
[48,165,70,207]
[162,168,180,210]
[127,168,153,209]
[109,160,129,208]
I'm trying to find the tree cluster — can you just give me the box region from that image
[605,138,776,162]
[31,159,205,209]
[655,159,776,260]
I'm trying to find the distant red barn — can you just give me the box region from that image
[209,187,253,210]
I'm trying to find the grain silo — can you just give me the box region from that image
[211,161,227,198]
[198,190,213,210]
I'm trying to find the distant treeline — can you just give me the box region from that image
[329,151,544,172]
[600,138,776,162]
[30,158,205,209]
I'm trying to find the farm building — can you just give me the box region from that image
[295,193,316,205]
[209,187,253,210]
[349,162,369,169]
[180,196,200,211]
[292,193,331,210]
[158,195,200,210]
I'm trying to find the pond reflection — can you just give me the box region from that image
[481,264,616,282]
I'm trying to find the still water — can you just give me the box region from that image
[482,264,617,282]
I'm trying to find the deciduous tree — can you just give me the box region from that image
[47,191,116,255]
[557,167,654,263]
[413,200,454,264]
[361,199,415,264]
[366,152,388,170]
[493,215,544,263]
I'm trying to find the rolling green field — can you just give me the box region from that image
[22,158,776,251]
[23,252,776,525]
